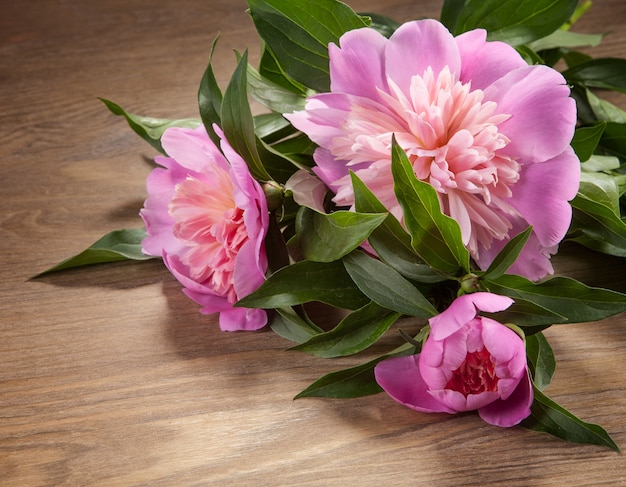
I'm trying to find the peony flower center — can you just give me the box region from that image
[445,347,499,396]
[168,169,249,303]
[331,66,521,256]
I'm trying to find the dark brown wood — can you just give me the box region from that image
[1,1,625,484]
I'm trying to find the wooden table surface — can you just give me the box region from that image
[2,1,626,485]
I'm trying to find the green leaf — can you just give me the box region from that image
[521,386,619,451]
[295,343,414,399]
[440,0,470,32]
[482,298,564,331]
[586,89,626,124]
[525,332,555,390]
[481,226,533,280]
[198,36,223,146]
[343,251,438,318]
[296,207,387,262]
[270,307,324,344]
[454,0,578,46]
[351,171,447,283]
[221,51,296,183]
[600,122,626,159]
[569,173,626,257]
[254,112,293,142]
[570,123,607,162]
[221,51,272,181]
[34,229,154,276]
[235,259,369,310]
[247,0,369,92]
[528,30,603,52]
[391,138,470,274]
[246,62,307,114]
[564,58,626,94]
[482,274,626,324]
[258,44,308,94]
[100,98,200,154]
[291,301,401,357]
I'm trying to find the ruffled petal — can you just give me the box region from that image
[509,147,580,248]
[161,125,229,173]
[329,27,389,100]
[374,355,456,413]
[484,64,576,163]
[385,19,461,97]
[455,29,527,90]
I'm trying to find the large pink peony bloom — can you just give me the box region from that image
[287,20,580,280]
[140,125,269,331]
[374,292,533,427]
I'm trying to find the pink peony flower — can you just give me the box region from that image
[286,20,580,280]
[140,125,269,331]
[374,292,533,427]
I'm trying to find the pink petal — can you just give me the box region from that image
[218,307,267,332]
[374,355,456,413]
[285,94,351,147]
[430,388,499,412]
[161,126,229,173]
[478,371,533,427]
[233,240,267,298]
[329,27,389,100]
[455,29,527,90]
[385,19,461,97]
[484,64,576,163]
[429,292,514,340]
[509,147,580,248]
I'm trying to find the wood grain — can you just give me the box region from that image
[1,1,625,485]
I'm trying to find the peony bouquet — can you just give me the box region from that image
[39,0,626,449]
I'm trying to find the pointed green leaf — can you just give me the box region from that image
[343,251,438,318]
[295,343,414,399]
[482,226,533,281]
[521,386,619,451]
[236,259,369,310]
[525,332,555,390]
[528,30,603,52]
[246,62,307,114]
[565,58,626,94]
[247,0,369,92]
[440,0,469,32]
[100,98,200,154]
[360,12,400,38]
[270,307,324,344]
[391,138,470,274]
[351,171,447,283]
[586,89,626,124]
[482,274,626,324]
[600,122,626,159]
[571,123,606,162]
[34,229,154,276]
[482,298,564,331]
[454,0,578,45]
[291,301,401,357]
[198,37,223,146]
[296,207,387,262]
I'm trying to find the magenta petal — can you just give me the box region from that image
[329,27,389,99]
[429,292,513,340]
[374,355,456,413]
[478,372,533,427]
[455,29,527,90]
[510,147,580,248]
[385,19,461,97]
[485,64,576,163]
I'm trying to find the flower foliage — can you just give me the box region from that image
[41,0,626,451]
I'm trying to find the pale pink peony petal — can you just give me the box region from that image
[485,64,576,163]
[385,19,461,96]
[509,147,580,248]
[455,29,527,90]
[329,27,389,99]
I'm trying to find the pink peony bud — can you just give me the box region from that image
[375,292,533,427]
